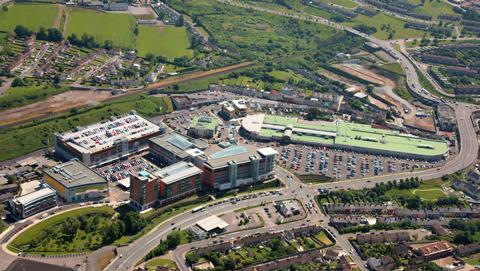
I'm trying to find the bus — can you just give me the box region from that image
[192,206,206,213]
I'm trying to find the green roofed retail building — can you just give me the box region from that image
[188,115,219,138]
[241,114,449,161]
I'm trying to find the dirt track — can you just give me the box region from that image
[0,62,254,128]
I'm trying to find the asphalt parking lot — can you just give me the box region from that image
[96,154,159,183]
[277,145,442,180]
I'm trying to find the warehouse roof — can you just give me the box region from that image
[153,161,202,185]
[44,159,106,188]
[242,114,448,157]
[196,215,228,232]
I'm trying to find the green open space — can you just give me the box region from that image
[10,206,115,253]
[342,13,427,40]
[136,25,193,59]
[0,84,69,112]
[385,178,447,200]
[145,259,178,271]
[165,0,338,59]
[0,3,58,32]
[0,95,172,162]
[67,8,136,48]
[313,231,333,246]
[409,0,456,19]
[318,0,357,8]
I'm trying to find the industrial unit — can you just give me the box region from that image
[241,114,449,161]
[54,112,161,166]
[43,159,108,202]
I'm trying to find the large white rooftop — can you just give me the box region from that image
[13,186,56,206]
[58,113,159,154]
[153,161,202,185]
[196,215,229,232]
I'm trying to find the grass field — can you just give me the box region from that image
[409,0,456,19]
[379,63,405,76]
[0,85,68,112]
[0,95,172,162]
[136,25,193,59]
[385,178,447,200]
[318,0,357,8]
[0,3,58,32]
[342,13,426,39]
[67,8,136,48]
[10,206,115,252]
[145,259,178,271]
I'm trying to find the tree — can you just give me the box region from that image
[176,15,185,27]
[103,40,114,50]
[454,231,473,245]
[14,25,33,38]
[224,257,236,270]
[122,211,146,235]
[185,251,199,265]
[36,27,47,40]
[166,231,181,250]
[47,28,63,42]
[11,77,28,87]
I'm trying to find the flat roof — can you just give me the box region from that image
[44,159,106,188]
[57,113,160,154]
[150,132,208,160]
[196,215,229,232]
[12,186,56,206]
[190,115,218,131]
[153,161,202,185]
[243,114,449,157]
[204,144,258,168]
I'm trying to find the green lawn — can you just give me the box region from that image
[0,3,58,32]
[409,0,456,19]
[136,25,193,59]
[0,85,68,112]
[67,8,136,48]
[10,206,115,252]
[379,63,405,76]
[412,189,446,200]
[314,231,333,246]
[342,13,427,39]
[145,259,178,271]
[385,179,447,200]
[318,0,357,8]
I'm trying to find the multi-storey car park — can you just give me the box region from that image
[54,112,162,167]
[241,114,449,161]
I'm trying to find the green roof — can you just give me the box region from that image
[259,115,448,157]
[190,115,218,131]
